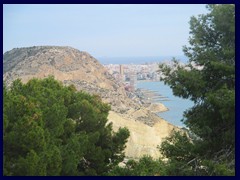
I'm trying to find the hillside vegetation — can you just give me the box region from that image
[3,46,179,159]
[3,4,235,176]
[3,77,129,176]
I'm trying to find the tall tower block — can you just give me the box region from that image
[119,64,124,81]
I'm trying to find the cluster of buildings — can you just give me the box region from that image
[104,63,161,91]
[104,60,202,93]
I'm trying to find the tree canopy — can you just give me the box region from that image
[3,76,129,176]
[3,4,235,176]
[111,5,235,176]
[158,4,235,175]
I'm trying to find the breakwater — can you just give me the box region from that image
[136,81,194,127]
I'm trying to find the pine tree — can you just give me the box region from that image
[3,76,129,176]
[158,4,235,175]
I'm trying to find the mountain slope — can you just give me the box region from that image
[3,46,180,159]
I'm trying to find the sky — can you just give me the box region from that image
[3,4,209,59]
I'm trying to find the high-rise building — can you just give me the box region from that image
[120,65,124,75]
[119,65,124,81]
[130,71,137,91]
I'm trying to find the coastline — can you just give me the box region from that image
[135,82,170,114]
[136,80,193,128]
[137,79,159,83]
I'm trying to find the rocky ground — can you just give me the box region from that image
[108,111,178,159]
[3,46,181,159]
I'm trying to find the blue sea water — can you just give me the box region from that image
[137,81,194,127]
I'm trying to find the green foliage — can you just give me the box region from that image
[201,160,235,176]
[15,150,45,176]
[3,76,130,176]
[108,156,167,176]
[3,4,235,176]
[159,131,196,162]
[158,4,235,175]
[158,131,235,176]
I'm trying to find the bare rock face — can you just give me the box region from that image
[147,103,168,113]
[3,46,180,159]
[4,46,113,89]
[3,46,140,114]
[108,111,179,159]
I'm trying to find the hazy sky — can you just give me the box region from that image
[3,4,209,58]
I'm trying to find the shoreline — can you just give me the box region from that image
[137,79,159,83]
[135,85,170,107]
[134,81,181,127]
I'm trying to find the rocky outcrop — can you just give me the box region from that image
[3,46,180,159]
[147,103,168,113]
[3,46,140,116]
[108,111,179,159]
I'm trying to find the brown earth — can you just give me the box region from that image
[3,46,181,159]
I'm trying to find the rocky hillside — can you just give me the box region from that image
[3,46,180,159]
[4,46,138,115]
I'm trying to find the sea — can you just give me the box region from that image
[137,81,194,127]
[98,55,189,65]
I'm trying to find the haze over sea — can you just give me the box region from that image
[98,55,189,65]
[137,81,194,127]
